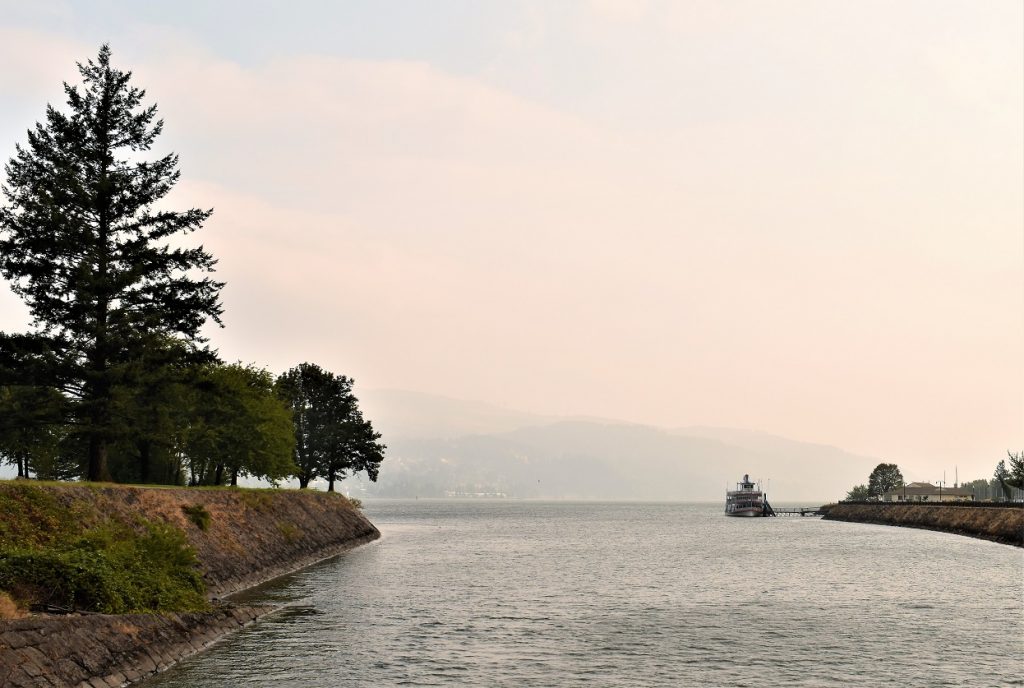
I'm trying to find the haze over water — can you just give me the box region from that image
[147,501,1023,687]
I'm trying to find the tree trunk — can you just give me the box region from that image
[87,433,110,482]
[88,90,113,485]
[298,472,310,489]
[214,462,224,486]
[230,467,238,487]
[16,453,25,478]
[328,473,335,492]
[139,439,151,484]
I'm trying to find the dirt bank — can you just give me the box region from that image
[823,502,1023,546]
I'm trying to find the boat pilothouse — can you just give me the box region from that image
[725,474,772,517]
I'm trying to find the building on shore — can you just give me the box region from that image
[881,482,975,502]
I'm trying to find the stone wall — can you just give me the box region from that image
[823,503,1024,546]
[0,605,272,687]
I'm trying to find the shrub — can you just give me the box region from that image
[238,490,273,512]
[182,504,212,531]
[276,521,300,543]
[0,517,208,614]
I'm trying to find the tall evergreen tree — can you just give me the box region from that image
[0,45,223,481]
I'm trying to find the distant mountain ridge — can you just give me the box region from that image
[354,389,877,502]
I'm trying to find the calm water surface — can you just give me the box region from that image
[147,501,1023,687]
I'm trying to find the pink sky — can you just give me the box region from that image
[0,1,1021,482]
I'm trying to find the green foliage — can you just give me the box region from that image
[237,489,274,512]
[867,463,904,499]
[0,522,206,613]
[0,45,223,481]
[0,483,84,549]
[347,497,363,510]
[276,363,334,488]
[106,336,216,486]
[1005,451,1024,489]
[0,45,381,494]
[277,363,385,490]
[181,504,212,531]
[0,485,207,613]
[275,521,299,542]
[184,363,296,486]
[845,484,869,501]
[0,385,76,480]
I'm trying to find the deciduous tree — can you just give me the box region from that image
[277,363,385,490]
[184,363,295,486]
[276,363,334,488]
[844,484,869,501]
[866,463,903,499]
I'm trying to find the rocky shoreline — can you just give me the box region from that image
[1,605,273,688]
[822,502,1024,547]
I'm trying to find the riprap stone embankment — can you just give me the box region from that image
[822,502,1023,546]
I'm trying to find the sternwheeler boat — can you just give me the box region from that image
[725,474,772,517]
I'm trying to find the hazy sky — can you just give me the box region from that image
[0,1,1021,482]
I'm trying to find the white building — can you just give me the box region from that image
[881,481,974,502]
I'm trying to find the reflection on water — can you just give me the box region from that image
[146,501,1024,687]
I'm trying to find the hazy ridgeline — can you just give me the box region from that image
[356,390,872,502]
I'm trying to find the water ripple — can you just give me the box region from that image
[146,501,1023,687]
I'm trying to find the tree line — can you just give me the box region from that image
[844,452,1024,502]
[0,46,383,489]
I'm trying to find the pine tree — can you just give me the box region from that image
[0,45,223,481]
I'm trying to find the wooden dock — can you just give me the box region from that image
[769,507,823,517]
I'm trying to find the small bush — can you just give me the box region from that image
[0,519,208,614]
[276,521,300,543]
[347,497,363,510]
[182,504,212,531]
[238,490,273,512]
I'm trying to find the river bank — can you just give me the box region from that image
[822,502,1024,546]
[0,482,380,687]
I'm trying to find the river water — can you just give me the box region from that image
[146,501,1023,687]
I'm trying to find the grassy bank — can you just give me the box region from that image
[0,480,376,616]
[0,482,208,614]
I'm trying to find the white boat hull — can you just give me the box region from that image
[725,474,767,516]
